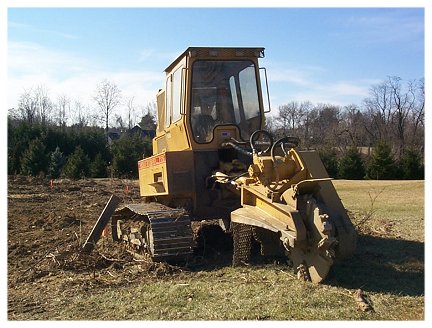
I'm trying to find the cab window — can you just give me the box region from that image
[190,60,261,143]
[165,66,183,127]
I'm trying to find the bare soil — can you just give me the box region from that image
[7,176,209,319]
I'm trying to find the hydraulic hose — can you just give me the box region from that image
[221,141,253,157]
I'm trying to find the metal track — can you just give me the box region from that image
[252,226,284,257]
[232,222,253,266]
[112,204,194,262]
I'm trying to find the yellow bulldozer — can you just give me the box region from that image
[85,47,357,283]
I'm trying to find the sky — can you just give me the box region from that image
[4,2,427,125]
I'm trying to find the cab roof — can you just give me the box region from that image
[164,47,265,73]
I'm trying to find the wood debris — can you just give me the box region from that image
[354,289,374,312]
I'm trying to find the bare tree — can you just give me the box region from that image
[56,94,70,127]
[16,85,52,125]
[363,76,423,157]
[93,79,122,133]
[387,76,416,156]
[17,88,38,123]
[34,85,53,125]
[409,78,424,146]
[338,104,369,148]
[127,96,136,129]
[278,102,298,134]
[115,114,126,129]
[310,103,341,146]
[141,101,157,119]
[72,100,88,127]
[276,101,311,138]
[264,115,277,136]
[363,80,393,142]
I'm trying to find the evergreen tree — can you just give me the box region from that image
[20,138,48,176]
[90,153,107,178]
[75,128,110,160]
[8,120,43,174]
[319,147,338,178]
[111,133,146,178]
[48,146,66,178]
[366,140,397,180]
[62,146,90,179]
[138,110,156,130]
[338,147,365,179]
[143,136,153,157]
[398,147,424,180]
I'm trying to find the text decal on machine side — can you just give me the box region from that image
[138,153,166,170]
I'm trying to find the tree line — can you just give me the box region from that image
[8,76,424,180]
[7,121,154,179]
[8,79,157,179]
[266,76,424,180]
[8,80,156,130]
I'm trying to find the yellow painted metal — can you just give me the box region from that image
[296,150,357,259]
[155,89,166,136]
[153,55,190,153]
[142,46,267,199]
[153,47,265,154]
[138,153,168,196]
[138,151,195,197]
[238,185,307,244]
[231,149,328,245]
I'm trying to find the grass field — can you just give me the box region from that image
[8,179,425,320]
[334,180,424,243]
[58,180,425,320]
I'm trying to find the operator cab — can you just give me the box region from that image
[153,47,268,153]
[190,59,262,143]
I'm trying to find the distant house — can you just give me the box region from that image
[107,125,155,145]
[129,125,156,139]
[107,129,122,144]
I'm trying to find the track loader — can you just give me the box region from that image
[91,47,357,283]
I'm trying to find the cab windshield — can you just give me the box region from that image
[190,60,261,143]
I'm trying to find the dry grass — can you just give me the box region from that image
[8,179,425,320]
[334,180,424,242]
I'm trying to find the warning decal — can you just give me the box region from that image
[138,153,166,170]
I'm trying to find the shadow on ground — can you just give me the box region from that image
[192,227,424,297]
[327,233,424,296]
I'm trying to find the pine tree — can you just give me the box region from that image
[398,147,424,180]
[112,133,146,178]
[319,147,338,178]
[338,147,365,179]
[366,140,397,180]
[89,153,107,178]
[62,146,90,179]
[48,146,65,178]
[20,138,48,176]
